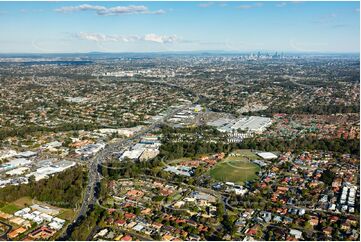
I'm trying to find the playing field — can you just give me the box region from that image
[210,150,260,184]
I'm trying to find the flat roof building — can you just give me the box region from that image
[257,152,278,160]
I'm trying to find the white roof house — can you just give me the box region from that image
[133,223,145,232]
[14,207,30,217]
[40,213,53,222]
[22,213,35,221]
[257,152,278,160]
[33,216,44,224]
[290,229,303,239]
[53,217,65,224]
[48,221,63,231]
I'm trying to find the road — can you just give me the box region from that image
[59,89,199,240]
[0,221,12,240]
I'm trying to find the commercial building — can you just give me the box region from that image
[26,160,76,181]
[208,116,272,134]
[0,158,32,172]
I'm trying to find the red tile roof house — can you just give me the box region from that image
[121,235,132,241]
[198,224,208,232]
[330,216,339,223]
[246,228,258,237]
[277,186,289,194]
[286,235,297,241]
[152,222,163,230]
[176,219,186,224]
[323,227,333,236]
[114,219,126,227]
[124,213,136,220]
[160,188,174,196]
[107,208,116,214]
[127,189,144,198]
[29,226,56,240]
[308,216,319,227]
[105,217,114,225]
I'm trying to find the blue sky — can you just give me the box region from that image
[0,1,359,53]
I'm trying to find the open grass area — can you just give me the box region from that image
[5,197,68,219]
[57,208,75,221]
[210,150,260,184]
[12,197,34,208]
[0,203,20,214]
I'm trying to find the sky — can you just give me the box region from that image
[0,1,359,53]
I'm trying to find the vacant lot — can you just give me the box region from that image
[210,150,260,184]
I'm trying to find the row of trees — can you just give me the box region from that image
[69,207,106,241]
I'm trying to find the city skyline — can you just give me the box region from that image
[0,1,360,53]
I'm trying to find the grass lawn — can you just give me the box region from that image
[210,150,260,184]
[12,197,34,208]
[0,203,20,214]
[57,208,75,221]
[168,193,182,202]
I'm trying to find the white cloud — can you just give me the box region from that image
[55,4,165,16]
[75,32,178,44]
[313,13,337,24]
[198,2,214,8]
[276,2,287,8]
[237,3,263,10]
[143,33,177,43]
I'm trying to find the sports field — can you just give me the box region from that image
[210,150,260,184]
